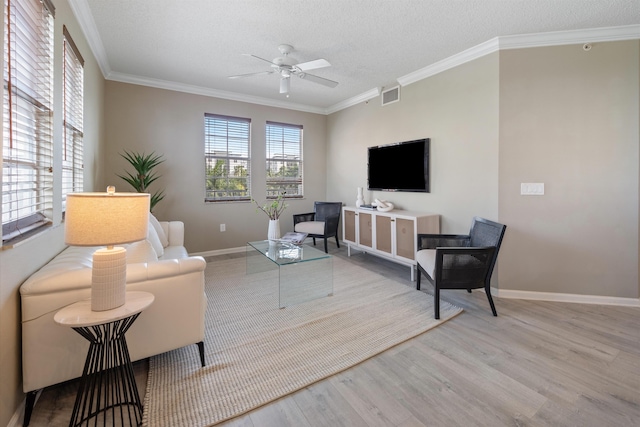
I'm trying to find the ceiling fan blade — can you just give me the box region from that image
[228,70,274,79]
[297,72,338,88]
[295,58,331,71]
[244,53,277,66]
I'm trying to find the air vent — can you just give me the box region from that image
[381,86,400,106]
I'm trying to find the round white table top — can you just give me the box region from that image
[54,291,154,327]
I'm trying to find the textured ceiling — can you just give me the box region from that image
[75,0,640,112]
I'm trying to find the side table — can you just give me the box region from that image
[54,291,154,427]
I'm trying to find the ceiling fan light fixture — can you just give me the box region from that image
[279,77,290,94]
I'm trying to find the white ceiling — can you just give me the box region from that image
[72,0,640,114]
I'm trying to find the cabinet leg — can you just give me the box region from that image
[410,265,415,282]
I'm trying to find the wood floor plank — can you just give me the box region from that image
[328,363,414,426]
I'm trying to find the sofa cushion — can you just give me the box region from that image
[149,213,169,248]
[126,240,158,264]
[147,223,165,257]
[160,245,189,260]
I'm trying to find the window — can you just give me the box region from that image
[61,26,84,205]
[265,122,302,198]
[204,113,250,201]
[2,0,55,243]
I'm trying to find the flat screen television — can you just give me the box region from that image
[368,138,430,192]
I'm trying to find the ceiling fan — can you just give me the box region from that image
[228,44,338,96]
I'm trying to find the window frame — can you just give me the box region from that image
[61,25,84,208]
[204,113,251,202]
[2,0,56,244]
[265,121,303,199]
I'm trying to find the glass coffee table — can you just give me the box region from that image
[246,240,333,308]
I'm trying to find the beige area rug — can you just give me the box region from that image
[142,256,462,426]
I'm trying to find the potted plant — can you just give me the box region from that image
[252,191,287,240]
[117,150,165,212]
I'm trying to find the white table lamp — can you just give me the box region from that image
[65,186,150,311]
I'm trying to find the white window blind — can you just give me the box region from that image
[2,0,55,243]
[61,25,84,205]
[266,121,303,198]
[204,113,251,201]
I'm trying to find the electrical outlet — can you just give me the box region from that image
[220,224,226,232]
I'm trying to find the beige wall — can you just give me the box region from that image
[103,82,327,254]
[0,0,105,424]
[327,53,500,235]
[327,40,640,300]
[499,41,640,298]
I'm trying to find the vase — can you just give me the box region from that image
[356,187,365,207]
[267,219,281,241]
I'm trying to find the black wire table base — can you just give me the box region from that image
[69,313,143,427]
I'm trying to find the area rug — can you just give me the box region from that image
[142,256,462,426]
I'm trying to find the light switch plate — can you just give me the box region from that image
[521,183,544,195]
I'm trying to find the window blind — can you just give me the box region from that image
[204,113,251,201]
[61,25,84,206]
[2,0,55,243]
[265,121,303,198]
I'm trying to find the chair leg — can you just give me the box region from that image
[416,269,421,290]
[196,341,206,367]
[485,285,498,316]
[323,238,328,253]
[312,237,316,246]
[335,236,340,248]
[434,286,440,320]
[467,289,472,293]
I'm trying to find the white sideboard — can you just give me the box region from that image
[342,206,440,280]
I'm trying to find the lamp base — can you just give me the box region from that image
[91,247,127,311]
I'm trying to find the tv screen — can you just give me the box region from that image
[368,138,430,192]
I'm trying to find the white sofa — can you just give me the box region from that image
[19,219,207,423]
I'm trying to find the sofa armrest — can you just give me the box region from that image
[160,221,184,247]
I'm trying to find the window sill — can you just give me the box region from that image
[1,223,58,250]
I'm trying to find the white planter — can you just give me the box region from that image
[268,219,281,241]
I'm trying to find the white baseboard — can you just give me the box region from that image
[492,287,640,307]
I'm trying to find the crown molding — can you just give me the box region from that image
[397,24,640,88]
[68,0,110,77]
[106,72,328,115]
[325,88,381,114]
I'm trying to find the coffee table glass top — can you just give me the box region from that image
[246,240,330,266]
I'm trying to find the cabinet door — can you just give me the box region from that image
[375,214,392,254]
[395,217,415,260]
[358,212,373,248]
[343,209,357,243]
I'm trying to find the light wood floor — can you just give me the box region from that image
[27,244,640,426]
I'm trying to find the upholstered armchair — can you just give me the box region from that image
[415,217,507,319]
[293,202,343,253]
